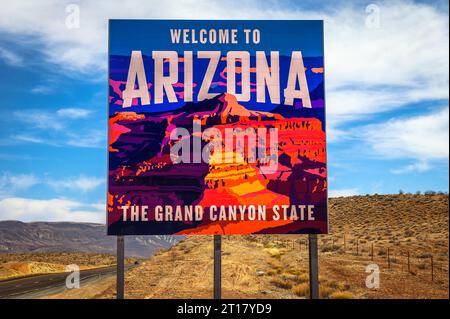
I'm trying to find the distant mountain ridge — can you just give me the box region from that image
[179,93,284,123]
[0,221,181,258]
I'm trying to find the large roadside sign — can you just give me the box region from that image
[107,20,327,235]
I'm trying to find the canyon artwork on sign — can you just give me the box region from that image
[108,20,328,235]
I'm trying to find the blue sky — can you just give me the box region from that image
[0,0,448,223]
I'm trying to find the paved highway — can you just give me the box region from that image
[0,264,135,299]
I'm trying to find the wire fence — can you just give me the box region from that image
[228,235,449,284]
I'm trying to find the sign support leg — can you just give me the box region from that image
[117,235,125,299]
[308,234,319,299]
[213,235,222,299]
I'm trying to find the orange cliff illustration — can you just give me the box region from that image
[109,112,145,152]
[108,93,327,234]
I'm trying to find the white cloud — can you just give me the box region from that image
[57,108,92,119]
[0,47,23,66]
[13,108,93,129]
[11,134,49,145]
[362,107,449,160]
[11,108,100,148]
[66,129,106,148]
[329,188,359,197]
[7,174,38,189]
[11,130,105,149]
[0,153,37,161]
[0,197,104,223]
[0,173,38,198]
[327,88,421,126]
[0,173,38,190]
[31,85,53,94]
[1,173,104,197]
[391,161,431,174]
[324,2,448,127]
[47,176,104,192]
[13,110,64,131]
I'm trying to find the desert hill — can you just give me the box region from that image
[0,221,180,258]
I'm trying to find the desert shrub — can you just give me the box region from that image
[266,248,285,259]
[417,263,427,270]
[330,291,354,299]
[417,252,432,259]
[292,283,309,297]
[293,273,309,284]
[263,242,274,249]
[285,268,304,276]
[267,261,283,274]
[327,281,346,290]
[246,236,258,242]
[240,278,251,286]
[266,265,282,275]
[404,229,414,237]
[270,278,292,289]
[320,286,334,298]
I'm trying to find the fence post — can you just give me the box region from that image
[387,247,390,269]
[213,235,222,299]
[308,234,319,299]
[431,255,434,282]
[344,234,346,251]
[116,235,125,299]
[407,251,411,273]
[356,239,359,256]
[371,243,374,261]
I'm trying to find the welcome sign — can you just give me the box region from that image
[107,20,328,235]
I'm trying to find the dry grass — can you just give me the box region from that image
[292,283,309,297]
[270,278,293,289]
[329,291,354,299]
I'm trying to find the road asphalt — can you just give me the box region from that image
[0,264,135,299]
